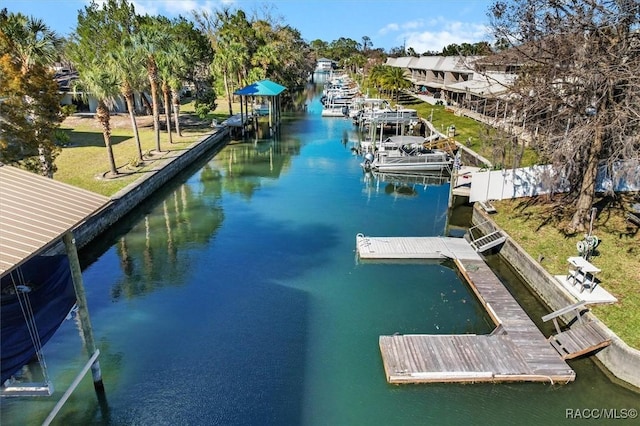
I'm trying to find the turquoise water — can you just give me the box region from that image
[2,92,638,425]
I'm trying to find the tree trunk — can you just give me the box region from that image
[148,59,161,153]
[37,144,53,178]
[172,88,182,137]
[162,80,173,144]
[124,89,143,161]
[140,92,152,114]
[96,101,118,176]
[224,71,233,116]
[568,126,603,232]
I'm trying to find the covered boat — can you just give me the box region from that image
[1,255,76,384]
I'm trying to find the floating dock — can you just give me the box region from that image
[356,234,576,384]
[356,234,481,261]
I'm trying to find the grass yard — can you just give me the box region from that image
[55,108,219,196]
[492,195,640,348]
[393,93,539,168]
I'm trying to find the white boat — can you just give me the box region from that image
[349,98,389,122]
[360,107,419,128]
[321,105,349,117]
[361,138,454,173]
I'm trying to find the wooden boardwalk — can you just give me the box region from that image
[358,235,576,384]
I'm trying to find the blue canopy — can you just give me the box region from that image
[234,79,286,96]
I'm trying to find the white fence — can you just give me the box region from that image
[469,161,639,202]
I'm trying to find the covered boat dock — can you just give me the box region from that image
[0,164,109,419]
[233,79,287,138]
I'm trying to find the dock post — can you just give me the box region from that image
[62,232,106,400]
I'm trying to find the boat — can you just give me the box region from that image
[321,105,350,117]
[359,107,419,129]
[361,136,454,173]
[349,97,389,123]
[357,135,424,154]
[1,255,76,386]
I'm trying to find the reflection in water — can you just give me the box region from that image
[363,170,450,201]
[111,180,224,301]
[110,139,304,301]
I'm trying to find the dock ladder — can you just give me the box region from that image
[542,302,611,360]
[467,221,507,253]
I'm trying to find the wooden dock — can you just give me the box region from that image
[357,234,576,384]
[548,322,611,360]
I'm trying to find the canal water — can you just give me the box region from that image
[2,90,638,425]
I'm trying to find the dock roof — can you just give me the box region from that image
[0,164,110,277]
[234,79,286,96]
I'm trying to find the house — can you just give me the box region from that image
[315,58,335,73]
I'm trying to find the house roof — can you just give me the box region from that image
[445,72,517,97]
[234,79,287,96]
[0,164,110,277]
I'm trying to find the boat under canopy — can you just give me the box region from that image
[1,255,76,384]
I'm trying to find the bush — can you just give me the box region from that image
[194,88,217,119]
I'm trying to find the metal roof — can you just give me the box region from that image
[0,164,110,277]
[234,79,286,96]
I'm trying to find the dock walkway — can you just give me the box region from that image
[356,234,576,384]
[356,234,481,261]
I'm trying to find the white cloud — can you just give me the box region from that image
[401,19,491,53]
[378,23,399,36]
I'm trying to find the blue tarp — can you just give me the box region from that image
[1,255,76,383]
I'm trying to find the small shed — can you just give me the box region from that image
[234,79,287,137]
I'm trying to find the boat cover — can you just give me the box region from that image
[1,255,76,383]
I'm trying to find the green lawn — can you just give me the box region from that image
[55,110,218,195]
[491,197,640,349]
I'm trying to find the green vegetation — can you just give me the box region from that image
[54,111,213,196]
[492,197,640,349]
[0,11,64,177]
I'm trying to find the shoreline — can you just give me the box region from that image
[472,206,640,390]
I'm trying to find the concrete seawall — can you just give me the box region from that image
[471,205,640,389]
[53,128,229,253]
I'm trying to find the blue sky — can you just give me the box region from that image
[2,0,495,53]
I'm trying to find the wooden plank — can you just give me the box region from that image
[375,246,576,384]
[549,322,612,360]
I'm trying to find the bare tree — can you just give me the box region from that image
[489,0,640,232]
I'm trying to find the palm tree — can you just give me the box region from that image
[157,33,189,144]
[366,64,387,94]
[135,18,166,153]
[163,43,190,139]
[72,64,122,176]
[1,13,60,74]
[381,66,412,105]
[109,38,146,161]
